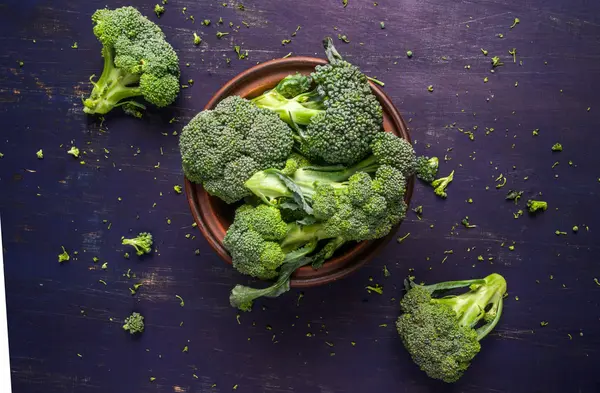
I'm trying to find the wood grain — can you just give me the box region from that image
[1,0,599,392]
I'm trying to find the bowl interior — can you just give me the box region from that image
[185,56,413,287]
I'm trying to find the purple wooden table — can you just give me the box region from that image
[1,0,600,392]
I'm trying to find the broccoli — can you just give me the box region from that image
[245,132,415,211]
[551,143,563,152]
[67,146,80,158]
[83,7,180,115]
[431,170,454,198]
[179,96,294,203]
[58,246,70,263]
[415,156,439,183]
[36,149,43,159]
[527,199,547,213]
[396,273,507,383]
[226,164,408,310]
[154,4,165,17]
[122,232,153,256]
[123,312,145,334]
[252,37,383,164]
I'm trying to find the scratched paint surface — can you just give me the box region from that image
[1,0,600,392]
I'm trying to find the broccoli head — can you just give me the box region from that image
[396,274,507,383]
[415,156,439,183]
[123,312,145,334]
[122,232,153,256]
[83,7,180,115]
[252,37,383,165]
[179,96,294,203]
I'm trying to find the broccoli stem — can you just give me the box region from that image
[428,273,507,340]
[252,89,324,126]
[322,37,343,64]
[280,223,331,252]
[83,47,143,115]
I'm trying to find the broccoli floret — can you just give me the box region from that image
[83,7,180,115]
[272,73,313,99]
[36,149,43,159]
[123,312,145,334]
[527,199,547,213]
[179,96,294,204]
[252,37,383,164]
[154,4,165,17]
[431,170,454,198]
[122,232,153,256]
[245,132,415,209]
[58,246,70,263]
[415,156,439,183]
[551,143,562,152]
[396,273,507,383]
[67,146,80,158]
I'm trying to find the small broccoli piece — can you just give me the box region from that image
[551,143,563,152]
[122,232,153,256]
[173,185,182,194]
[397,273,507,383]
[415,156,439,183]
[252,37,384,164]
[179,96,294,204]
[193,32,202,45]
[58,246,70,263]
[527,199,547,213]
[67,146,80,158]
[83,7,180,115]
[36,149,43,159]
[123,312,145,334]
[154,4,165,17]
[431,170,454,198]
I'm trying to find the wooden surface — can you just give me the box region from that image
[1,0,600,392]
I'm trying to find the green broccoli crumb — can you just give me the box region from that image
[510,17,520,29]
[58,246,70,263]
[193,33,201,45]
[174,185,182,194]
[281,39,291,45]
[532,129,539,136]
[527,200,547,214]
[491,56,503,67]
[337,34,350,43]
[71,42,78,49]
[397,233,411,243]
[366,284,383,295]
[217,31,229,39]
[481,48,488,56]
[505,190,523,203]
[154,4,165,17]
[555,230,567,236]
[461,217,477,228]
[380,22,385,29]
[67,146,80,158]
[427,85,434,92]
[123,312,144,334]
[551,143,563,152]
[176,295,185,307]
[202,19,211,26]
[122,232,153,256]
[572,226,579,233]
[431,170,454,198]
[508,48,516,63]
[36,149,44,159]
[406,50,413,57]
[343,0,348,7]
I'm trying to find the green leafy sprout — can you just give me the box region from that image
[122,232,153,256]
[397,273,507,383]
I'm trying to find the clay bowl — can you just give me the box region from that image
[185,56,413,287]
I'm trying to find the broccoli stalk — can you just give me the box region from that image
[396,273,507,383]
[83,7,180,115]
[122,232,153,256]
